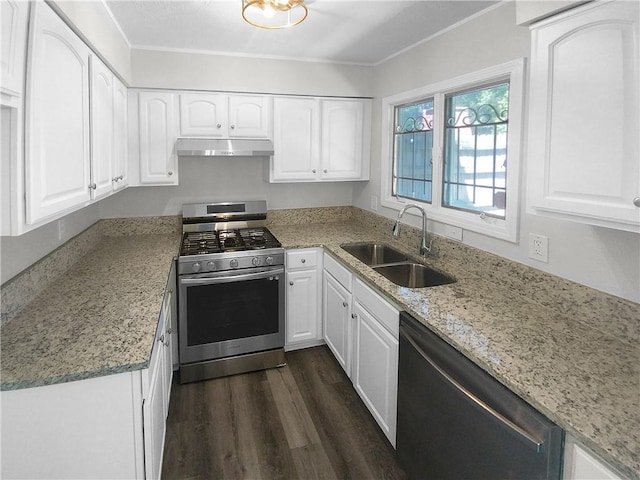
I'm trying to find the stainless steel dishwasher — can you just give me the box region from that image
[397,312,564,480]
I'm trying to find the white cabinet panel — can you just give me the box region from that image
[179,93,271,138]
[269,96,371,183]
[272,96,320,181]
[90,56,114,200]
[139,91,179,185]
[229,94,272,138]
[1,0,29,98]
[179,93,227,137]
[113,77,128,190]
[353,301,399,447]
[286,248,323,350]
[25,1,91,224]
[563,438,623,480]
[1,372,145,479]
[527,1,640,231]
[321,99,367,180]
[323,269,353,377]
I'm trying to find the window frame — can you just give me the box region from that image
[381,59,525,243]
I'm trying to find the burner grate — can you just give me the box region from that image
[180,228,281,256]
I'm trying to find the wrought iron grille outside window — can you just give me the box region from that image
[443,83,509,219]
[393,100,434,203]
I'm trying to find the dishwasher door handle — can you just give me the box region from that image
[401,327,546,454]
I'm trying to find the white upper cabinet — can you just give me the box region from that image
[113,77,128,190]
[272,96,320,181]
[269,96,371,182]
[25,1,92,224]
[1,0,29,99]
[526,1,640,232]
[138,91,179,185]
[179,92,272,138]
[320,99,368,180]
[90,57,115,200]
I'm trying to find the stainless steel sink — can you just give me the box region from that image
[373,263,456,288]
[341,243,408,266]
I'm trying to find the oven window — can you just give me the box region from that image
[186,277,279,346]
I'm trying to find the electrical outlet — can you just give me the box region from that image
[371,195,378,211]
[528,233,549,263]
[444,224,463,242]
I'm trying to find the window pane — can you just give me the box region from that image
[393,100,434,203]
[442,83,509,218]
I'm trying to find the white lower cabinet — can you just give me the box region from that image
[563,437,624,480]
[323,253,354,377]
[321,253,399,447]
[285,248,323,350]
[352,278,399,447]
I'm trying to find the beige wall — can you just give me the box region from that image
[130,49,374,97]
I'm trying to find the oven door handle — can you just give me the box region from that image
[180,268,284,285]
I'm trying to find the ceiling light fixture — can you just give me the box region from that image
[242,0,308,29]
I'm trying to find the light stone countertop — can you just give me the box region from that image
[1,217,637,478]
[1,233,180,391]
[268,221,640,480]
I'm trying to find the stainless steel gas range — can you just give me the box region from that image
[177,200,285,383]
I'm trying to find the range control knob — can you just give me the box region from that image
[252,257,260,266]
[192,262,201,273]
[206,261,216,271]
[229,259,239,269]
[265,256,274,266]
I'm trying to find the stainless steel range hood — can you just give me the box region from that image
[176,138,274,157]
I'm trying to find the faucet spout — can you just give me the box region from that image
[393,204,433,256]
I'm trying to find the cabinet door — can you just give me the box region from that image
[179,92,227,137]
[320,99,366,180]
[90,56,114,200]
[271,97,320,181]
[161,285,174,417]
[113,77,128,190]
[1,0,29,98]
[228,94,272,138]
[139,91,178,185]
[286,268,321,345]
[353,302,399,447]
[527,1,639,231]
[143,340,166,480]
[25,2,91,224]
[323,271,352,377]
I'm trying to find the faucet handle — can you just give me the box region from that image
[392,220,400,237]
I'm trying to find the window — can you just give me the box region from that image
[443,83,509,218]
[382,60,524,242]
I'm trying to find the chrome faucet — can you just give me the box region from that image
[392,204,433,256]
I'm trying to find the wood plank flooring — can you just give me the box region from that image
[162,346,407,480]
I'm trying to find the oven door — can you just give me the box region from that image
[178,266,285,365]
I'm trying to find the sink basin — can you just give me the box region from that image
[373,263,456,288]
[341,243,408,266]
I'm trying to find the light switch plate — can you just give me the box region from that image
[371,195,378,211]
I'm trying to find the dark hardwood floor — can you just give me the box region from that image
[162,346,407,480]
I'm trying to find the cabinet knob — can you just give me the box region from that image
[300,258,306,263]
[230,124,235,130]
[289,281,294,286]
[351,313,357,319]
[323,169,328,173]
[89,183,97,190]
[112,177,119,182]
[634,197,640,207]
[312,169,317,173]
[118,175,124,180]
[167,327,172,335]
[342,301,348,308]
[216,123,222,129]
[168,171,173,176]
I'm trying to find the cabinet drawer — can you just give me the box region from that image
[286,248,320,270]
[355,278,399,338]
[324,253,352,291]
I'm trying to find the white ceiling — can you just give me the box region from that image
[105,0,499,65]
